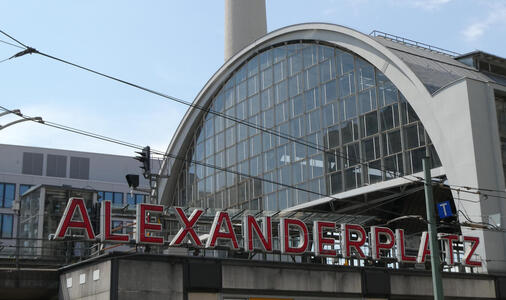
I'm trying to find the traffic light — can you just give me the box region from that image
[135,146,151,179]
[125,174,140,188]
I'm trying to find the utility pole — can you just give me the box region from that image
[422,156,444,300]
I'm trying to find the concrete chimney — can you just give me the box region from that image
[224,0,267,61]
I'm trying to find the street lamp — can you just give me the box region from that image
[1,109,44,270]
[0,113,44,130]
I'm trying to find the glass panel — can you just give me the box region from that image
[378,82,398,107]
[3,184,14,208]
[307,109,321,133]
[338,52,355,74]
[248,94,260,117]
[339,72,355,98]
[322,80,337,103]
[291,94,304,117]
[274,60,286,83]
[261,87,274,110]
[247,76,258,97]
[289,52,302,75]
[289,74,303,97]
[380,104,399,131]
[274,80,288,103]
[383,130,402,155]
[113,192,123,205]
[303,45,318,68]
[260,50,272,70]
[330,172,342,194]
[305,65,318,89]
[320,58,336,82]
[275,101,290,125]
[357,58,376,90]
[319,45,334,62]
[2,214,13,238]
[247,56,258,77]
[405,124,420,149]
[358,88,377,114]
[361,111,379,137]
[341,119,359,144]
[326,125,340,149]
[305,88,320,111]
[261,67,273,90]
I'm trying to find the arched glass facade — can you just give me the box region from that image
[172,42,441,210]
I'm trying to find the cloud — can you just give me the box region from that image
[462,4,506,41]
[413,0,452,10]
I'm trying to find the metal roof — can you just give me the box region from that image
[373,36,497,94]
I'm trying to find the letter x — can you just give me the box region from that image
[170,207,204,246]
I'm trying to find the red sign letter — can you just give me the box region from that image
[135,203,164,244]
[395,229,416,263]
[313,221,336,257]
[371,226,395,260]
[340,224,366,258]
[463,236,482,267]
[417,232,431,263]
[54,198,95,240]
[242,215,272,252]
[170,207,204,247]
[280,218,309,254]
[206,211,239,249]
[439,234,458,265]
[100,200,129,242]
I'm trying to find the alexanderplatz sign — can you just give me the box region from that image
[52,198,482,267]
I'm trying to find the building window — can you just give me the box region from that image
[46,154,67,178]
[0,183,15,208]
[127,193,145,207]
[22,152,43,175]
[97,191,123,206]
[0,214,14,238]
[112,221,123,234]
[69,157,90,180]
[19,184,32,197]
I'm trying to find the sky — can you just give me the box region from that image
[1,0,505,158]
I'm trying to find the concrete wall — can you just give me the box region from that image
[59,260,112,300]
[116,259,184,300]
[59,255,503,299]
[222,264,361,294]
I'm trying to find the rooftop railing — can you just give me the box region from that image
[370,30,461,57]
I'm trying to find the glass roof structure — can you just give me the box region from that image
[170,41,442,212]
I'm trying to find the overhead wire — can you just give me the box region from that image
[1,29,505,202]
[0,105,410,218]
[0,38,25,50]
[2,106,504,235]
[0,29,426,185]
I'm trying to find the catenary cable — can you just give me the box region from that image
[1,29,504,198]
[0,105,412,218]
[0,29,429,184]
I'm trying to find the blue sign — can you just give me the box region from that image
[437,201,453,219]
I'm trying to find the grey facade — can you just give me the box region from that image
[0,143,151,258]
[58,254,506,300]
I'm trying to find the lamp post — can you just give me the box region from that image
[1,109,44,270]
